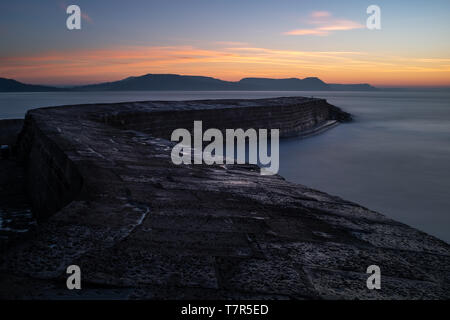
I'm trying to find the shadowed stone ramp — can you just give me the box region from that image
[0,97,448,299]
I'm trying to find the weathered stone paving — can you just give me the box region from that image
[0,97,448,299]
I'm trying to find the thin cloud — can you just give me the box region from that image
[285,11,364,36]
[284,29,328,36]
[81,12,93,24]
[310,11,331,18]
[319,19,363,31]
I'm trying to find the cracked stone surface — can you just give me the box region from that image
[0,97,448,299]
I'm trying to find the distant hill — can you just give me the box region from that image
[0,78,63,92]
[0,74,378,92]
[75,74,377,91]
[75,74,239,91]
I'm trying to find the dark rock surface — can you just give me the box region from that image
[0,78,63,92]
[0,119,35,251]
[0,97,448,299]
[0,158,35,252]
[0,119,24,146]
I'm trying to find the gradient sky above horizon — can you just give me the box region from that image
[1,0,449,87]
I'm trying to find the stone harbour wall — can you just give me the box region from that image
[1,97,448,300]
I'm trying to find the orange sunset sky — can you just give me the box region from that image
[1,0,449,87]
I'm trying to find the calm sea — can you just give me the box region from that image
[1,90,449,243]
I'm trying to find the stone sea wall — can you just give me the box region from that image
[95,98,350,139]
[16,115,83,220]
[17,97,349,219]
[1,97,448,300]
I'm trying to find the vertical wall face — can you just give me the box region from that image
[101,99,337,139]
[17,116,83,220]
[144,103,330,139]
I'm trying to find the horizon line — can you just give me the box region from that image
[4,73,450,90]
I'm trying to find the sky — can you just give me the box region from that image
[0,0,449,87]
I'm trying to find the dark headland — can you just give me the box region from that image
[0,74,377,92]
[0,97,449,299]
